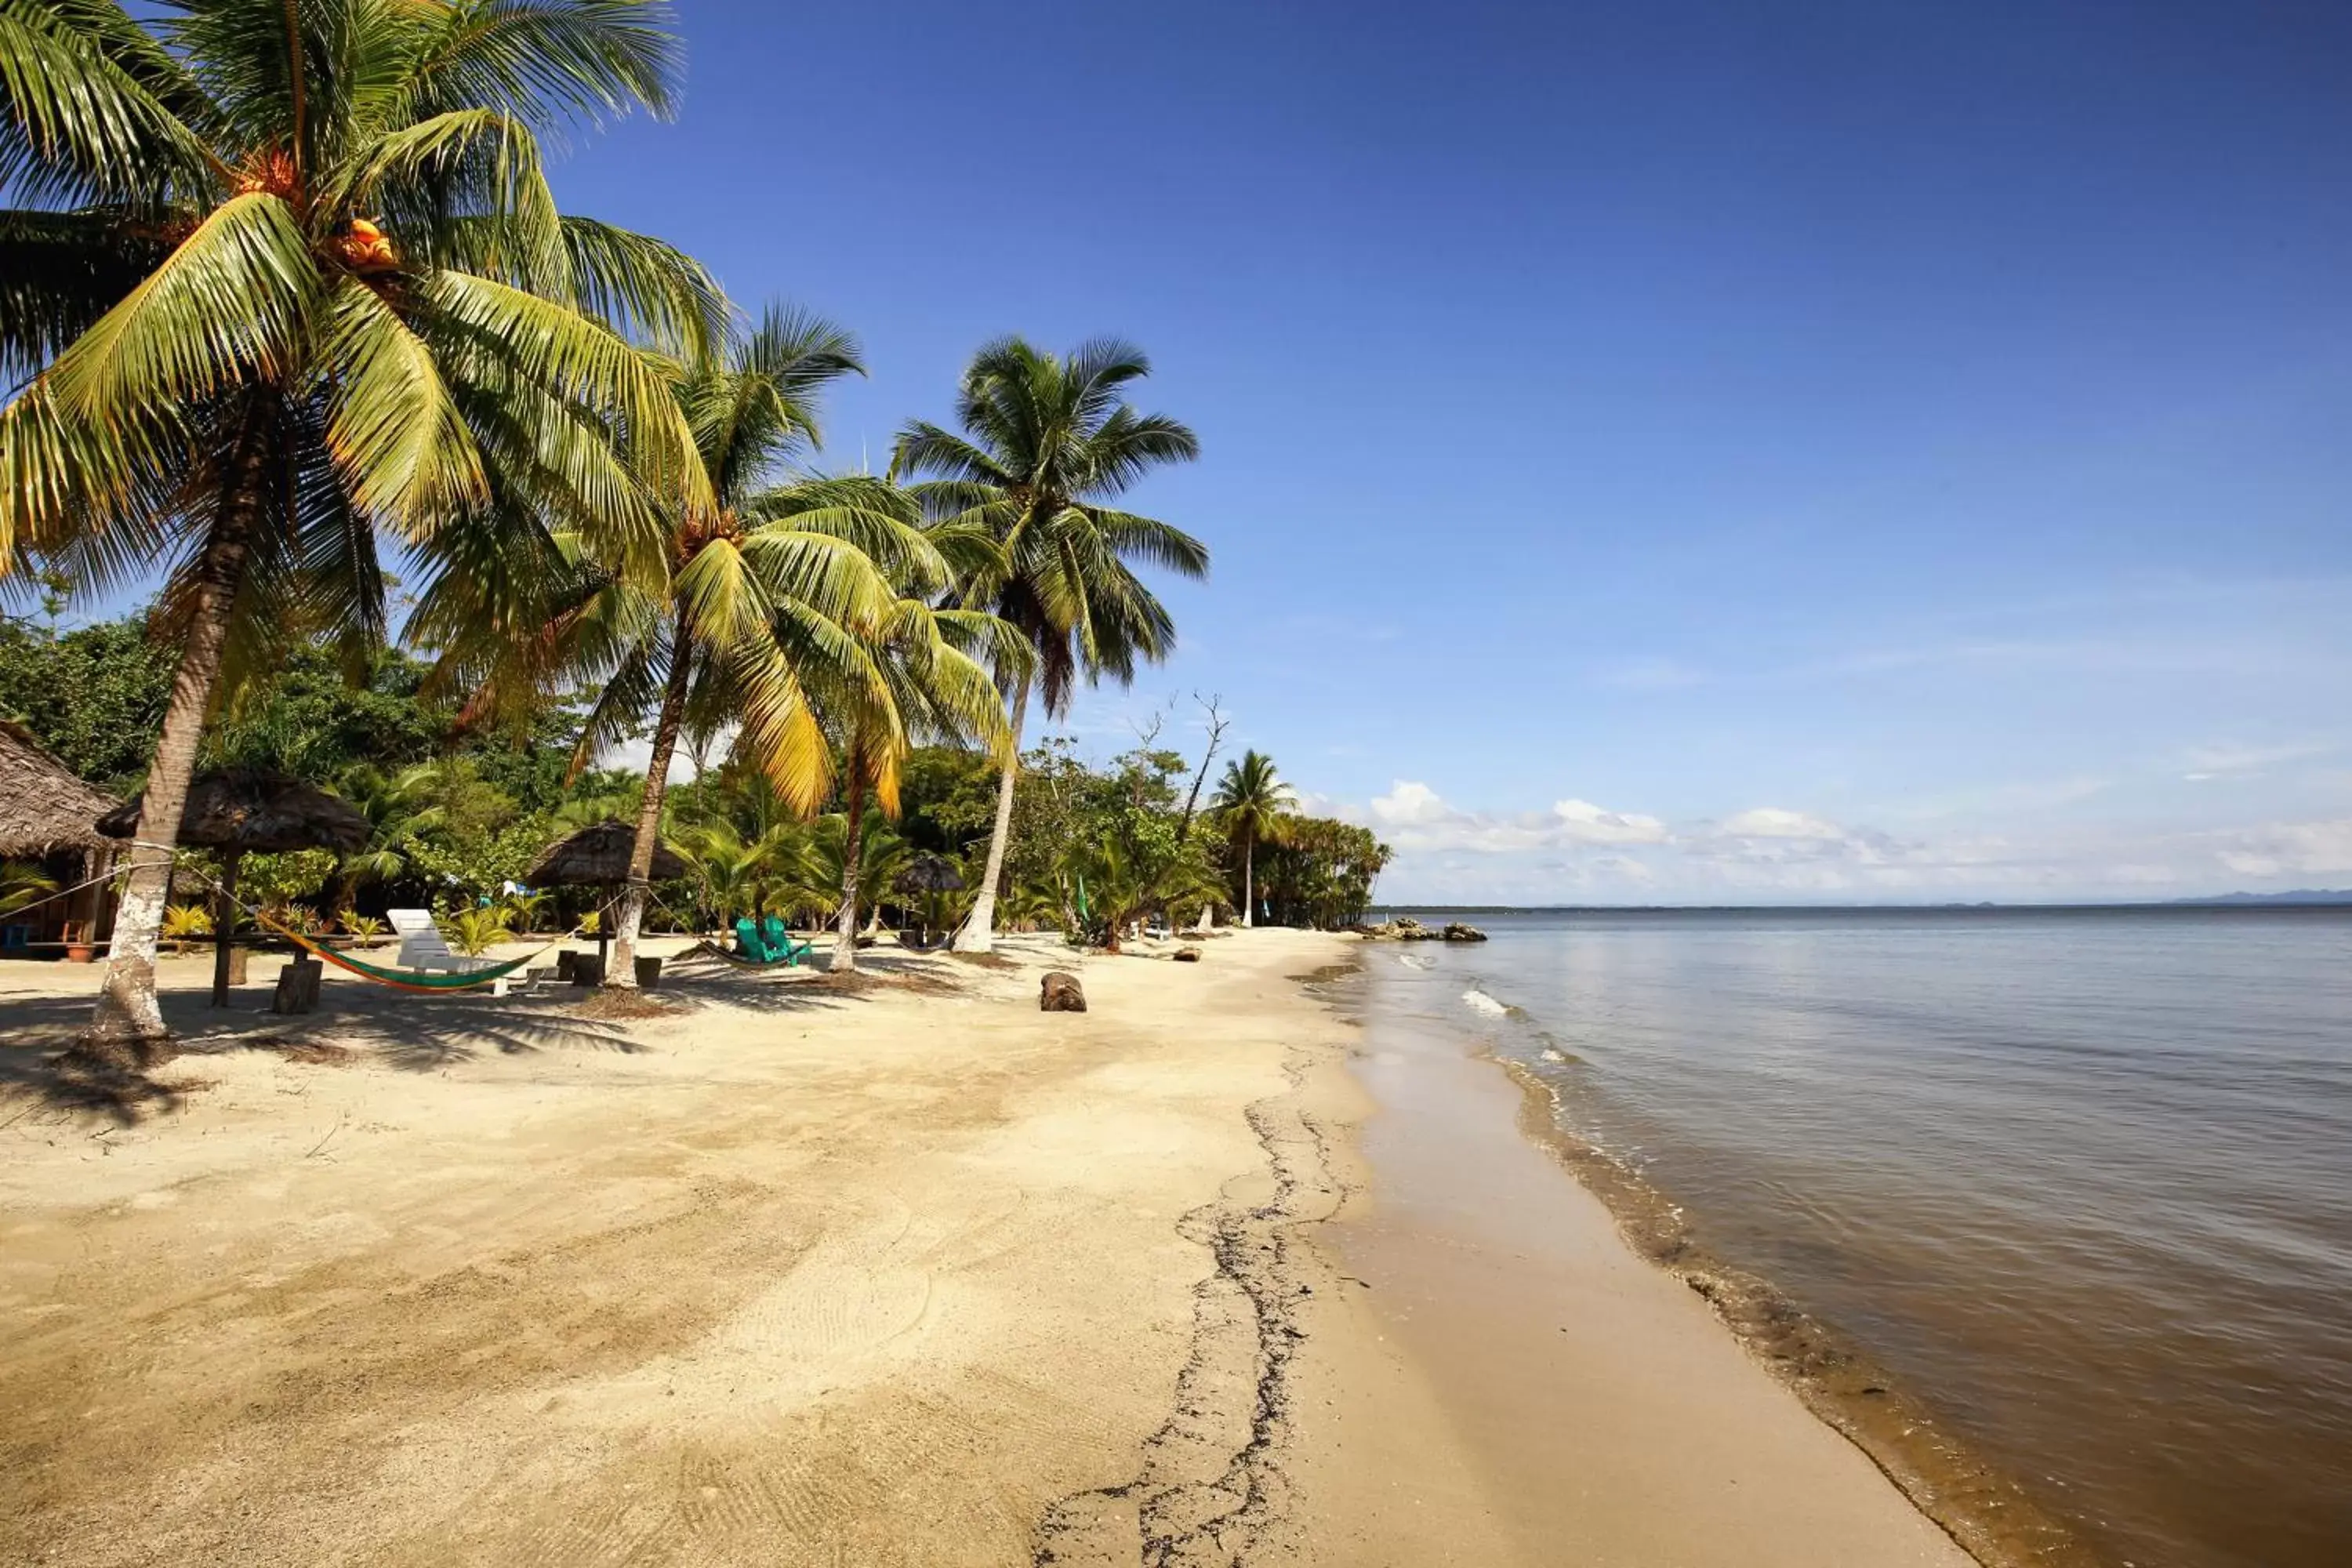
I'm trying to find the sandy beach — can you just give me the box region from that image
[1,930,1973,1566]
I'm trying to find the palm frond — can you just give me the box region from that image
[557,215,728,358]
[45,191,318,421]
[380,0,684,135]
[0,0,219,204]
[416,267,712,522]
[318,277,488,530]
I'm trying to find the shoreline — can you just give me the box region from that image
[1483,1051,2099,1568]
[1314,955,1995,1567]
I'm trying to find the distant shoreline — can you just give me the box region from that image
[1370,895,2352,915]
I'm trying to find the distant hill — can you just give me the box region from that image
[2169,889,2352,906]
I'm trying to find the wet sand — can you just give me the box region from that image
[1326,982,1980,1567]
[0,931,1982,1563]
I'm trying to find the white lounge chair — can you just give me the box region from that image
[386,909,480,974]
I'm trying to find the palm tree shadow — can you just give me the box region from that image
[652,949,865,1015]
[0,996,191,1127]
[327,992,650,1072]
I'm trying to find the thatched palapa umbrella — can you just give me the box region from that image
[0,721,121,954]
[892,855,965,946]
[99,768,368,1006]
[527,820,688,969]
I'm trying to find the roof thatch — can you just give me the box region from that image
[0,720,122,857]
[893,854,965,895]
[527,819,687,887]
[96,768,369,856]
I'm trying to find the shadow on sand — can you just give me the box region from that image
[0,942,958,1125]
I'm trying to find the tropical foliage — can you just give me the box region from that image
[0,4,1384,1037]
[442,905,513,957]
[0,0,720,1047]
[1,860,58,917]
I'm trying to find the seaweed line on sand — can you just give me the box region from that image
[1489,1052,2107,1568]
[1029,963,1359,1566]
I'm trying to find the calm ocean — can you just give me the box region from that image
[1357,907,2352,1568]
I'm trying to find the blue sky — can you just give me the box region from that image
[463,5,2348,898]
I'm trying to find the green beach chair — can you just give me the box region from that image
[760,916,814,965]
[724,916,812,967]
[733,917,772,961]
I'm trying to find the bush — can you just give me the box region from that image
[444,906,514,956]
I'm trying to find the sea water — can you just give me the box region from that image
[1356,908,2352,1568]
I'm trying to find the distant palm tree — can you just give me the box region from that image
[0,0,720,1050]
[892,337,1206,953]
[1210,750,1294,927]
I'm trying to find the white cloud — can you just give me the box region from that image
[1550,798,1670,844]
[1358,782,1670,857]
[2216,818,2352,878]
[2181,740,2333,782]
[1718,807,1846,840]
[1334,779,2352,904]
[1367,780,1454,827]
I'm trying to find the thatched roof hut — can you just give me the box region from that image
[0,720,119,858]
[528,820,687,887]
[97,768,369,856]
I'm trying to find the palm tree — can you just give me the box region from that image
[676,819,780,930]
[808,809,907,949]
[1210,750,1294,927]
[812,516,1022,974]
[892,337,1207,953]
[0,0,720,1051]
[457,306,946,986]
[331,761,446,909]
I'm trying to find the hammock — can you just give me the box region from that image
[693,938,808,969]
[254,911,551,993]
[138,845,595,996]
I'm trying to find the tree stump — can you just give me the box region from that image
[1040,971,1087,1012]
[271,957,323,1015]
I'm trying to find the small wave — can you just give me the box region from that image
[1461,988,1509,1017]
[1397,953,1436,970]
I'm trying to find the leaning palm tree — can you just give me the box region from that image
[891,337,1207,953]
[1210,750,1294,927]
[451,306,946,986]
[0,0,720,1050]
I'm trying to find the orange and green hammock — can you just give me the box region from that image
[252,910,554,993]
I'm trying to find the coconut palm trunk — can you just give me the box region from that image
[830,771,869,975]
[609,615,694,989]
[210,853,244,1008]
[1242,831,1256,927]
[89,403,272,1054]
[954,677,1027,953]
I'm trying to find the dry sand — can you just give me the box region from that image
[0,930,1977,1566]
